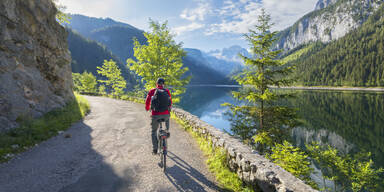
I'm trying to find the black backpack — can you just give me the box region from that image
[151,88,170,112]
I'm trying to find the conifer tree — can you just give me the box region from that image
[127,20,190,103]
[224,9,298,152]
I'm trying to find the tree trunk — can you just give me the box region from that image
[260,100,264,130]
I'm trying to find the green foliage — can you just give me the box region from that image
[97,59,127,96]
[267,141,317,189]
[72,71,98,93]
[225,10,298,152]
[72,72,82,92]
[306,143,384,191]
[350,158,383,192]
[127,20,191,103]
[283,5,384,87]
[0,94,89,163]
[53,0,71,24]
[172,114,254,191]
[98,84,107,95]
[253,131,274,154]
[73,71,98,93]
[80,71,97,92]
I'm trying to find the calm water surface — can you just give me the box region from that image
[178,86,384,169]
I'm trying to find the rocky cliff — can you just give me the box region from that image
[315,0,338,10]
[275,0,383,51]
[0,0,74,132]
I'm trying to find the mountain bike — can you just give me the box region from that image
[157,118,169,172]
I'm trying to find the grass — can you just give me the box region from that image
[281,44,315,64]
[119,94,145,104]
[0,94,90,163]
[171,113,254,192]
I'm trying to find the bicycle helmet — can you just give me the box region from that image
[157,78,165,85]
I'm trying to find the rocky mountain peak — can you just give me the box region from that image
[315,0,339,10]
[275,0,383,51]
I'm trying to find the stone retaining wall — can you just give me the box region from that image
[172,107,318,192]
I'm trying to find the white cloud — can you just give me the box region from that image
[201,0,318,36]
[206,1,262,35]
[173,22,205,35]
[180,2,211,21]
[57,0,118,18]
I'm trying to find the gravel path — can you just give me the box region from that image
[0,96,223,192]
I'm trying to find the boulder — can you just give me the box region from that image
[0,0,74,132]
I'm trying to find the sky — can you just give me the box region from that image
[57,0,318,52]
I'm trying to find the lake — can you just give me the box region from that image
[178,86,384,170]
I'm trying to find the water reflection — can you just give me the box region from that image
[178,87,384,169]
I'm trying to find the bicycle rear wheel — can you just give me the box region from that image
[162,153,166,172]
[161,138,167,172]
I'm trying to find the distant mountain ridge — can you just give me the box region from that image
[185,46,248,77]
[275,0,383,51]
[207,45,250,63]
[66,14,137,37]
[65,14,230,85]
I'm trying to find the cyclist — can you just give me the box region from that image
[145,78,172,155]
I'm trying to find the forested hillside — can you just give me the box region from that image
[283,5,384,86]
[67,29,137,87]
[66,14,230,85]
[89,26,146,61]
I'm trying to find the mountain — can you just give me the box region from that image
[282,4,384,86]
[67,29,136,87]
[66,14,146,62]
[65,14,137,37]
[275,0,383,51]
[88,26,146,62]
[183,49,231,84]
[184,45,249,77]
[66,14,229,85]
[314,0,338,10]
[207,45,250,63]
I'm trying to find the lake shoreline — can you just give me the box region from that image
[279,86,384,92]
[187,84,384,92]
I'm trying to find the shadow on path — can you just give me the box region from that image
[165,151,227,192]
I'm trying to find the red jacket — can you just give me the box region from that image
[145,85,172,115]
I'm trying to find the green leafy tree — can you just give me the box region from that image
[72,73,82,92]
[127,20,190,103]
[71,72,97,93]
[98,84,107,95]
[97,59,127,96]
[79,71,97,93]
[224,9,298,152]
